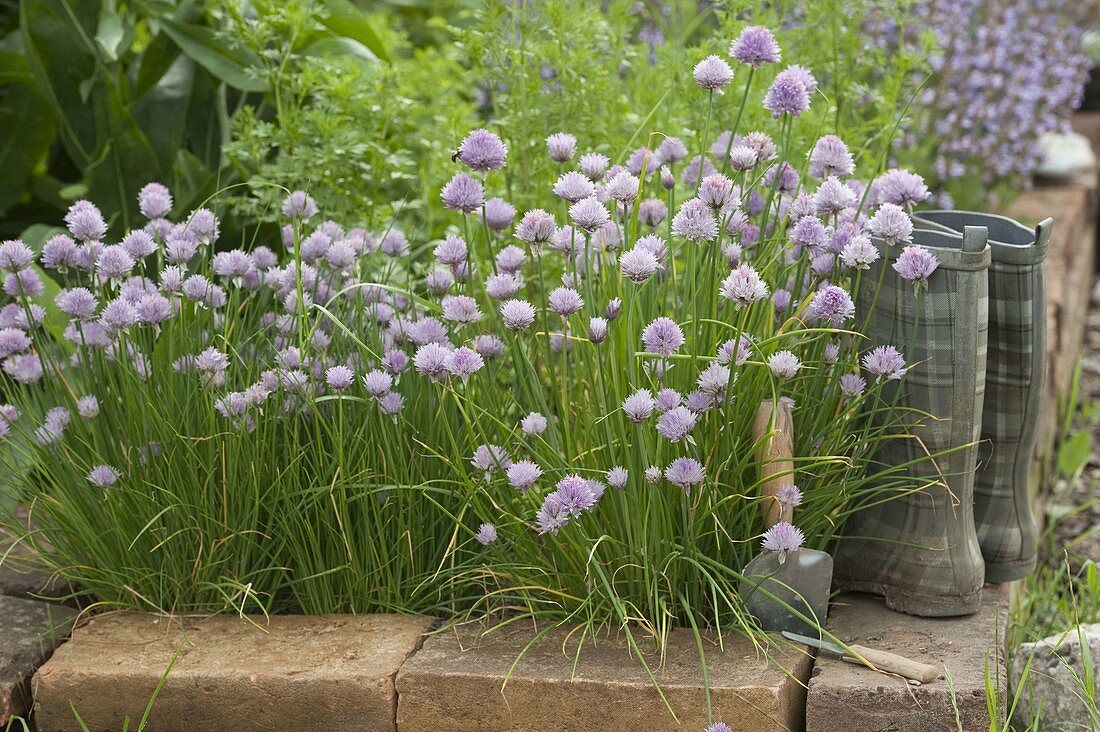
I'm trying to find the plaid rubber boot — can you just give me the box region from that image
[834,226,990,616]
[914,211,1052,582]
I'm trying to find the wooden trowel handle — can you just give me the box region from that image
[753,399,794,528]
[842,644,941,684]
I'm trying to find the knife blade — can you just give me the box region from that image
[782,631,941,683]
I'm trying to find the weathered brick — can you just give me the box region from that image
[0,596,76,725]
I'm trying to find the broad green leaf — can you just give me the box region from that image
[319,0,390,63]
[300,36,379,62]
[159,18,267,93]
[0,50,31,84]
[1057,429,1093,480]
[133,27,181,99]
[0,83,56,215]
[131,53,196,170]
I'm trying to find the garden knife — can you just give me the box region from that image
[782,631,941,683]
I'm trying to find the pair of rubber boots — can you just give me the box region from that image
[835,211,1052,617]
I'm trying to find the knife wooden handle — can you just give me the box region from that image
[841,645,940,683]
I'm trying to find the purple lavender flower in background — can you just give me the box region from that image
[546,132,577,163]
[665,457,705,492]
[483,198,517,232]
[553,172,596,203]
[521,412,548,436]
[475,522,498,546]
[441,173,485,214]
[623,389,656,423]
[87,464,120,488]
[671,199,718,242]
[282,190,318,220]
[0,328,31,359]
[869,203,913,245]
[808,285,855,326]
[693,55,734,91]
[892,245,940,291]
[579,153,610,181]
[507,460,543,492]
[840,373,867,398]
[729,26,781,66]
[656,406,698,443]
[139,183,174,219]
[763,69,810,118]
[762,521,805,552]
[637,198,668,227]
[720,265,769,307]
[457,129,507,171]
[862,345,907,380]
[768,351,802,380]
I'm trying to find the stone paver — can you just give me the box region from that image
[805,587,1009,732]
[396,623,812,731]
[1012,622,1100,729]
[34,612,432,732]
[0,596,77,725]
[1,506,69,601]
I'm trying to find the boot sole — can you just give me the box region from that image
[839,579,982,617]
[984,555,1037,584]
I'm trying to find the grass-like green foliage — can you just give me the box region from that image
[0,23,951,649]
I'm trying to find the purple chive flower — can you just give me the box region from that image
[777,484,803,507]
[623,389,656,423]
[165,237,198,265]
[521,412,548,436]
[382,349,409,375]
[604,298,622,322]
[656,137,689,165]
[447,347,484,382]
[625,147,651,176]
[121,230,157,259]
[99,298,137,334]
[656,388,682,412]
[660,165,676,190]
[642,317,685,357]
[840,235,880,270]
[569,196,610,232]
[379,392,405,418]
[76,395,99,419]
[810,135,854,178]
[486,273,522,300]
[434,235,468,267]
[620,248,660,284]
[65,201,108,242]
[507,460,543,491]
[763,70,810,118]
[515,209,556,247]
[554,475,599,516]
[457,129,507,171]
[768,351,802,380]
[536,493,570,535]
[893,245,940,291]
[840,373,867,398]
[0,240,34,273]
[697,362,731,397]
[34,422,62,446]
[762,521,805,552]
[362,369,393,398]
[546,132,577,163]
[607,467,628,490]
[824,343,841,363]
[135,294,171,325]
[813,176,857,216]
[483,198,517,232]
[717,336,753,367]
[681,155,717,189]
[808,285,855,326]
[87,464,120,487]
[872,169,930,208]
[441,295,483,325]
[606,171,640,204]
[3,353,42,385]
[282,190,318,220]
[665,457,705,492]
[728,145,759,171]
[720,265,769,307]
[184,209,218,244]
[441,173,485,214]
[4,270,43,298]
[588,316,608,344]
[548,287,583,318]
[772,289,792,316]
[495,245,526,274]
[579,152,610,181]
[475,522,498,546]
[500,299,537,331]
[706,724,734,732]
[729,26,781,66]
[138,183,173,219]
[671,198,719,242]
[195,347,229,375]
[645,465,662,484]
[92,246,134,282]
[784,64,818,94]
[41,235,79,272]
[414,342,452,383]
[553,171,597,203]
[380,230,409,258]
[638,198,668,227]
[789,216,828,253]
[657,407,698,443]
[0,328,31,358]
[325,365,354,390]
[868,203,913,245]
[862,345,907,380]
[471,335,505,360]
[471,444,511,480]
[698,174,738,211]
[693,54,734,91]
